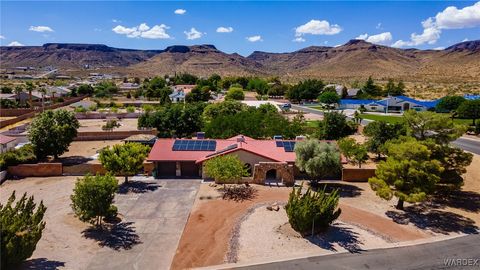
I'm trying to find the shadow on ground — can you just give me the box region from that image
[82,221,142,250]
[57,156,93,165]
[312,183,363,198]
[386,205,479,235]
[20,258,65,270]
[307,224,364,253]
[429,190,480,213]
[117,181,161,194]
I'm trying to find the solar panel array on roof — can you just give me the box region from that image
[172,140,217,151]
[283,141,296,152]
[275,141,284,147]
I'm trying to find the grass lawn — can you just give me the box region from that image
[360,113,474,126]
[305,120,320,128]
[309,106,325,111]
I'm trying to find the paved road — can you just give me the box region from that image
[234,234,480,270]
[86,178,201,270]
[293,104,480,154]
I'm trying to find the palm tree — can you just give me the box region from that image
[25,81,35,107]
[14,85,24,105]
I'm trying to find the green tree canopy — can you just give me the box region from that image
[1,192,46,269]
[225,87,245,100]
[203,155,247,184]
[435,96,466,112]
[363,121,406,159]
[286,79,324,102]
[203,101,247,121]
[70,174,118,226]
[457,99,480,125]
[338,138,368,168]
[317,111,356,140]
[368,138,443,210]
[186,85,211,102]
[295,140,341,182]
[77,84,94,95]
[318,91,340,105]
[94,81,119,98]
[28,109,79,159]
[246,77,269,95]
[99,143,150,183]
[362,76,382,97]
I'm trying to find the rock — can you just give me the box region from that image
[266,206,273,211]
[272,205,280,211]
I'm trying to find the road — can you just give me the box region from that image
[292,104,480,155]
[234,234,480,270]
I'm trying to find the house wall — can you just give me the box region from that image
[0,140,17,154]
[342,168,376,182]
[8,163,63,177]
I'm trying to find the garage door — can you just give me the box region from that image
[181,162,200,178]
[156,162,176,178]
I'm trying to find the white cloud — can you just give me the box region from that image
[246,35,263,42]
[295,19,342,37]
[0,35,5,39]
[8,41,24,46]
[292,37,306,42]
[184,27,204,40]
[112,19,121,23]
[174,9,186,15]
[433,46,445,50]
[435,1,480,29]
[355,33,368,40]
[112,23,171,39]
[29,26,54,32]
[376,23,383,29]
[392,2,480,48]
[462,38,469,42]
[216,26,233,33]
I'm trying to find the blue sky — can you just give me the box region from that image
[1,1,479,55]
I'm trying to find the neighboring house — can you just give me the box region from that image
[0,93,17,101]
[118,82,141,92]
[1,91,42,103]
[46,86,71,97]
[325,84,344,96]
[339,96,438,112]
[169,89,187,103]
[123,134,157,146]
[464,94,480,100]
[347,88,360,97]
[172,84,195,93]
[147,134,344,182]
[241,100,282,111]
[70,100,96,109]
[0,134,17,154]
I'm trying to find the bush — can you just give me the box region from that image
[285,186,341,235]
[74,106,87,113]
[1,192,46,269]
[101,120,121,131]
[203,155,247,184]
[126,106,135,113]
[0,144,37,170]
[70,174,118,226]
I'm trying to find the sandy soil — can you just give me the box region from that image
[59,140,122,161]
[234,206,390,264]
[77,118,138,132]
[0,176,100,270]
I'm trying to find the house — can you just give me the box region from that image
[339,96,438,112]
[45,86,71,97]
[325,84,344,96]
[0,93,17,101]
[147,134,343,184]
[118,82,141,92]
[0,134,17,154]
[464,94,480,100]
[169,84,196,103]
[70,100,97,110]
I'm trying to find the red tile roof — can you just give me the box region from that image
[147,135,297,163]
[0,134,16,145]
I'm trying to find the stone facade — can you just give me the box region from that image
[253,162,295,186]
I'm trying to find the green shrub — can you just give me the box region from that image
[74,106,87,113]
[203,155,247,184]
[0,145,37,170]
[126,106,135,113]
[0,192,46,269]
[285,186,341,235]
[101,120,121,131]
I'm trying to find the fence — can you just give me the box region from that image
[7,163,63,177]
[74,129,157,141]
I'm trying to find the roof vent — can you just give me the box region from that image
[295,136,306,141]
[236,135,245,143]
[196,132,205,139]
[273,135,283,140]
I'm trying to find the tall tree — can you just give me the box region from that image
[317,111,356,140]
[362,76,382,97]
[1,192,46,269]
[295,140,341,182]
[457,99,480,125]
[363,121,406,159]
[99,143,150,183]
[28,109,79,159]
[338,138,368,168]
[203,155,247,184]
[435,96,466,113]
[369,138,443,210]
[225,87,245,100]
[318,91,340,106]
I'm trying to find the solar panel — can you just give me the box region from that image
[283,141,296,152]
[172,140,217,151]
[275,141,284,147]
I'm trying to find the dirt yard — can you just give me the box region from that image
[77,118,138,132]
[59,140,122,164]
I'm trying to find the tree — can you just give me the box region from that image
[457,99,480,125]
[267,83,288,97]
[94,81,118,98]
[338,138,368,168]
[403,110,466,144]
[25,81,35,107]
[295,140,341,182]
[203,155,247,184]
[225,87,245,100]
[285,186,341,235]
[28,109,79,159]
[363,121,406,159]
[70,174,118,226]
[317,111,356,140]
[203,101,247,121]
[186,85,211,102]
[435,96,466,113]
[385,78,396,96]
[368,138,443,210]
[246,77,269,95]
[99,143,150,183]
[318,91,340,106]
[1,86,13,94]
[362,76,382,97]
[77,84,94,95]
[286,79,324,102]
[395,80,406,96]
[0,192,46,269]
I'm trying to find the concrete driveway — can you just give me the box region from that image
[86,178,201,270]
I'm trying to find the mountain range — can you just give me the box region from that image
[1,40,479,83]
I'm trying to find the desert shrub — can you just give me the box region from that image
[0,192,46,269]
[101,119,121,131]
[0,144,37,170]
[70,174,118,226]
[126,106,135,113]
[220,184,257,201]
[74,106,87,113]
[285,186,341,235]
